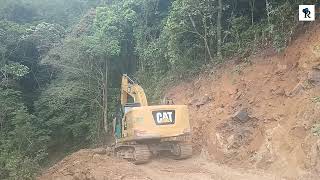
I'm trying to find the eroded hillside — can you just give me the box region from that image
[166,23,320,178]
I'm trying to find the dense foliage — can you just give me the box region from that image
[0,0,314,179]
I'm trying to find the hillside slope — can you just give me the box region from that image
[166,23,320,178]
[39,23,320,180]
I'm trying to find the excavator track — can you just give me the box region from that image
[173,143,193,160]
[114,144,151,164]
[133,145,152,164]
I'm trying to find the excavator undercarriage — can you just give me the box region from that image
[113,135,192,164]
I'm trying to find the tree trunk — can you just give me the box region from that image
[203,17,213,63]
[103,59,108,135]
[204,37,213,63]
[265,0,270,24]
[250,0,255,25]
[217,0,223,62]
[100,58,109,144]
[189,15,214,63]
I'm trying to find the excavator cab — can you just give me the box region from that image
[114,103,142,139]
[124,103,141,113]
[112,74,192,164]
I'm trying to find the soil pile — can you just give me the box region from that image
[38,149,149,180]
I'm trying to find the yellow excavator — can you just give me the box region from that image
[112,74,192,164]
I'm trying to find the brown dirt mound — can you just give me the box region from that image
[165,23,320,178]
[38,149,149,180]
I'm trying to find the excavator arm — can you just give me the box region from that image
[121,74,148,106]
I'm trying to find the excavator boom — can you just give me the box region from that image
[121,74,148,106]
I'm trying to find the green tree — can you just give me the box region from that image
[0,88,48,180]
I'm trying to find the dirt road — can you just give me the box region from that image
[137,156,275,180]
[38,149,277,180]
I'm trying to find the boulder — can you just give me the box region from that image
[289,82,304,97]
[275,64,287,74]
[271,86,286,96]
[313,64,320,70]
[92,148,107,155]
[195,94,213,107]
[188,98,199,105]
[232,108,250,123]
[215,107,224,115]
[308,70,320,86]
[275,88,286,96]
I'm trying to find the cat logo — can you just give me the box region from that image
[152,110,176,125]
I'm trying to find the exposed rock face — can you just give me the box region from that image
[215,110,261,163]
[165,23,320,178]
[232,108,250,123]
[195,94,213,107]
[308,70,320,86]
